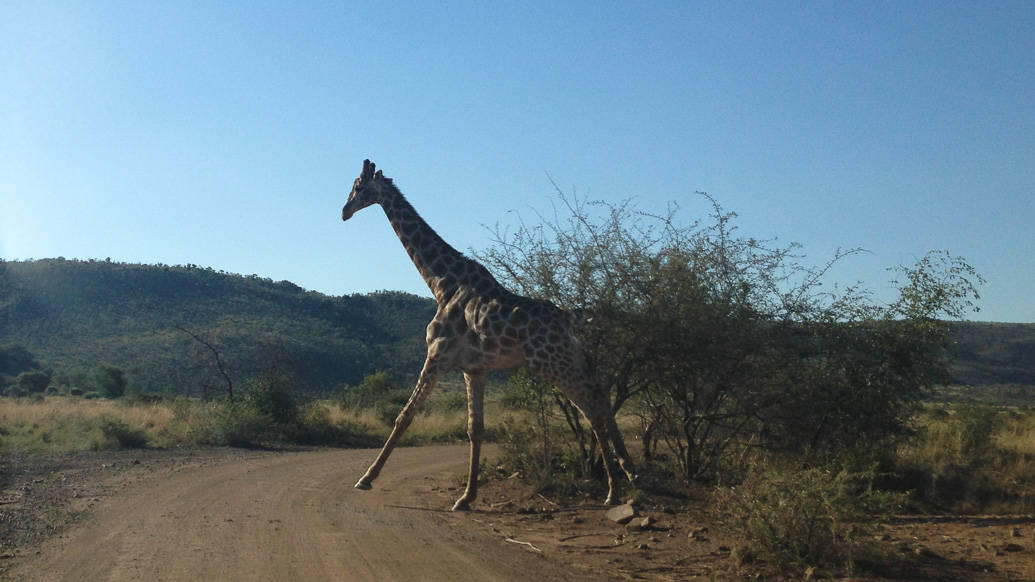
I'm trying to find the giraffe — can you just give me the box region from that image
[341,159,636,510]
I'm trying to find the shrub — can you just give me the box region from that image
[341,371,410,427]
[244,372,298,426]
[372,394,410,427]
[427,389,467,413]
[92,416,149,449]
[16,370,51,394]
[95,365,128,398]
[494,369,600,498]
[496,416,587,499]
[713,463,902,577]
[212,401,274,447]
[291,401,382,447]
[340,371,400,408]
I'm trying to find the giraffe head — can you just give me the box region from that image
[342,159,390,221]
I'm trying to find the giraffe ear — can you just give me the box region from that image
[374,170,383,180]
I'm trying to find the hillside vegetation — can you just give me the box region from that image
[950,321,1035,386]
[1,258,1033,399]
[1,258,434,396]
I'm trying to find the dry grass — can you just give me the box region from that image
[0,395,496,452]
[332,394,511,445]
[0,396,173,452]
[997,409,1035,456]
[8,396,1030,515]
[895,405,1035,513]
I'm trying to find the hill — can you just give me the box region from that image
[1,259,1033,397]
[0,259,435,396]
[948,321,1035,386]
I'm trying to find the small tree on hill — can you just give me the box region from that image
[14,370,50,395]
[95,365,127,399]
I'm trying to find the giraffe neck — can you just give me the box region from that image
[377,185,473,303]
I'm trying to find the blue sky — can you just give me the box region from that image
[2,2,1032,322]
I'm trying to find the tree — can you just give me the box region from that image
[174,326,235,400]
[478,190,984,482]
[1,345,40,376]
[95,365,127,399]
[16,370,50,394]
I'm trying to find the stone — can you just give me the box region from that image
[689,526,709,541]
[605,503,637,524]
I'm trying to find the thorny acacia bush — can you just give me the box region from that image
[477,191,984,483]
[712,463,903,577]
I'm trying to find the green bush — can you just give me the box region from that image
[713,463,902,577]
[190,373,301,447]
[340,371,400,409]
[95,365,127,398]
[244,372,298,426]
[91,416,149,449]
[372,394,409,427]
[427,389,467,413]
[16,370,50,394]
[341,371,410,427]
[212,401,275,447]
[291,401,381,447]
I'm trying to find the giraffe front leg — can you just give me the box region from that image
[452,370,486,511]
[355,355,447,490]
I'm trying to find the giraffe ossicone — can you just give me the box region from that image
[342,159,636,509]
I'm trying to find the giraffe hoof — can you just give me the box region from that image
[451,498,472,511]
[354,479,372,490]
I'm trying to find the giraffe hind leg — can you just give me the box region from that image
[587,416,622,505]
[606,415,637,483]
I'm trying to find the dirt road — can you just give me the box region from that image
[7,445,606,582]
[7,445,1034,581]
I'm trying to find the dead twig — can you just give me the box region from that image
[536,493,558,506]
[505,538,542,553]
[559,532,607,542]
